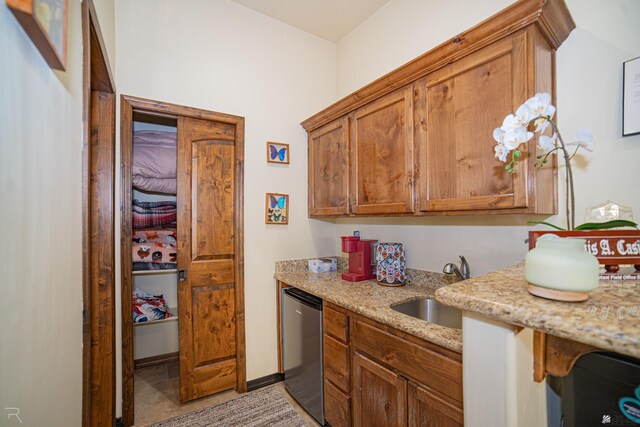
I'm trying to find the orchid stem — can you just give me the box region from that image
[548,120,575,230]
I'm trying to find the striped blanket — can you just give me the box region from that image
[132,199,176,229]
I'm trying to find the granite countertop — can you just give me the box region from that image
[275,259,463,353]
[436,262,640,358]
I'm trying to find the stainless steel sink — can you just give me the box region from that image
[391,298,462,329]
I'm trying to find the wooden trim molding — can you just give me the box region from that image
[82,1,116,425]
[533,331,598,382]
[300,0,575,132]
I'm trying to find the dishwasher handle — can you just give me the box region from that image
[283,287,323,310]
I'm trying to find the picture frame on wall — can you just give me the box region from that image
[7,0,68,71]
[267,141,290,164]
[623,56,640,137]
[265,193,289,224]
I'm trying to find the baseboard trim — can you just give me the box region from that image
[134,352,179,369]
[246,373,284,392]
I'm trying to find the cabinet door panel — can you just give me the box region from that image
[325,379,352,427]
[351,87,414,215]
[418,33,527,212]
[353,351,407,427]
[309,117,349,216]
[408,383,463,427]
[324,334,350,392]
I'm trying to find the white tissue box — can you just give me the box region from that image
[308,258,337,273]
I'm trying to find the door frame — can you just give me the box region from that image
[82,0,116,425]
[120,95,246,426]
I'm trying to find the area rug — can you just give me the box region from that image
[149,385,308,427]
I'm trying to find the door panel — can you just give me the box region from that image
[178,116,238,402]
[408,382,463,427]
[308,117,350,216]
[351,86,414,215]
[352,351,407,427]
[418,33,527,212]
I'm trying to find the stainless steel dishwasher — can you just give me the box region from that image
[282,287,324,425]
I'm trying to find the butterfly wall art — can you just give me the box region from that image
[267,142,290,164]
[265,193,289,224]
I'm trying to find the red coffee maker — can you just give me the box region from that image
[341,234,377,282]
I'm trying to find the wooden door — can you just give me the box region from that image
[308,116,350,216]
[351,86,414,215]
[408,383,463,427]
[352,351,407,427]
[416,32,528,212]
[177,116,238,402]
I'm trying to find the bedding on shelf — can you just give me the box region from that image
[132,287,173,323]
[132,199,176,229]
[133,130,177,194]
[132,227,177,270]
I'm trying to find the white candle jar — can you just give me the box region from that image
[525,237,599,292]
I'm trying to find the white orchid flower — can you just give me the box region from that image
[494,144,509,162]
[493,127,505,143]
[566,128,594,152]
[514,104,532,127]
[503,126,533,150]
[539,133,557,153]
[501,114,518,131]
[525,93,554,116]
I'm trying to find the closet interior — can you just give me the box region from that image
[130,115,179,365]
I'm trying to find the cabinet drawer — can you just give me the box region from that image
[324,379,352,427]
[324,334,350,392]
[352,318,462,406]
[324,305,348,342]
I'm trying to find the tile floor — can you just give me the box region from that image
[133,362,320,426]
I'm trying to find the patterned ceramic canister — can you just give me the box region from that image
[375,243,406,286]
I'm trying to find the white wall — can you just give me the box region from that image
[114,0,337,391]
[334,0,640,275]
[0,0,85,425]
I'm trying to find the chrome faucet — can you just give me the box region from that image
[443,256,470,280]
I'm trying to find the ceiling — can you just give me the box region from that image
[229,0,391,43]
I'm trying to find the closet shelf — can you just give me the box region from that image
[133,269,177,276]
[134,307,178,327]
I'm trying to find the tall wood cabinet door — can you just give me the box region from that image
[408,383,463,427]
[352,351,407,427]
[416,32,528,213]
[308,117,350,216]
[351,86,415,215]
[177,116,238,402]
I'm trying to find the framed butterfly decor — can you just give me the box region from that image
[267,141,290,164]
[265,193,289,224]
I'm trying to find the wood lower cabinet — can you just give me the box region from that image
[308,117,350,216]
[320,301,463,426]
[323,303,352,427]
[352,351,408,427]
[408,383,463,427]
[350,86,415,215]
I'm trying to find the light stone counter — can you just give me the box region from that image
[436,262,640,358]
[274,259,462,353]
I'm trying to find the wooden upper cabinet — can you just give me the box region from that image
[302,0,573,217]
[351,86,414,215]
[416,32,528,213]
[308,117,350,216]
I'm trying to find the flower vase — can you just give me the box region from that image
[525,237,599,302]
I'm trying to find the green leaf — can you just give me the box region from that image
[527,221,566,231]
[574,220,638,231]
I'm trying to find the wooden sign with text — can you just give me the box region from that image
[529,230,640,272]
